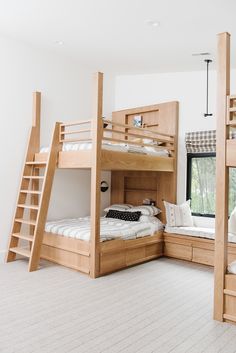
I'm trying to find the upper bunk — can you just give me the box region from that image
[34,101,179,172]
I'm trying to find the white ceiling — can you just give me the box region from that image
[0,0,236,74]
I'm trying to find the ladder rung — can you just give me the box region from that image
[17,204,39,210]
[9,247,31,258]
[12,233,34,242]
[229,95,236,100]
[23,176,44,180]
[20,190,41,194]
[223,313,236,323]
[228,122,236,127]
[25,161,47,165]
[15,218,36,226]
[229,107,236,113]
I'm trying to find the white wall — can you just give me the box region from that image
[0,36,114,261]
[115,69,236,227]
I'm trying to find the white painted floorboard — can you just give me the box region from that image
[0,258,236,353]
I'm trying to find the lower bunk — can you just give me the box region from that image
[41,231,163,275]
[164,232,236,266]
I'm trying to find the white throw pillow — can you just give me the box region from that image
[228,261,236,274]
[128,205,161,216]
[164,200,193,227]
[229,207,236,235]
[104,204,133,213]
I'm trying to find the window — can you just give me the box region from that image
[187,153,236,217]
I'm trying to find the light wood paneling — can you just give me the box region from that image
[226,139,236,167]
[214,32,231,322]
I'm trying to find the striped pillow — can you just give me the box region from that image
[164,200,193,227]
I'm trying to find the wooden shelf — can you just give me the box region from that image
[124,188,157,192]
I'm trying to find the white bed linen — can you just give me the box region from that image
[40,142,169,157]
[165,225,236,244]
[45,216,163,242]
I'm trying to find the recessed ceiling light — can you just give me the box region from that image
[55,40,64,46]
[192,52,211,56]
[146,20,160,27]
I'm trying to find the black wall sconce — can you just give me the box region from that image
[101,181,109,192]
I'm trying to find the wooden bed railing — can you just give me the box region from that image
[59,118,176,156]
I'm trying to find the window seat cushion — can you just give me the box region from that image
[165,225,236,244]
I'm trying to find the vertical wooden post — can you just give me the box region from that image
[214,32,230,321]
[32,92,41,150]
[90,72,103,278]
[31,92,41,235]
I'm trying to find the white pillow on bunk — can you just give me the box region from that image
[164,200,193,227]
[139,215,163,227]
[229,207,236,235]
[104,204,133,213]
[228,261,236,274]
[128,205,161,216]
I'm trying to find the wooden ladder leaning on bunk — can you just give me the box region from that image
[6,92,59,271]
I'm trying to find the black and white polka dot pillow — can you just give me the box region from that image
[105,209,141,222]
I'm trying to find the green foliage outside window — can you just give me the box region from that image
[188,155,236,216]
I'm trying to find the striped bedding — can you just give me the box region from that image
[40,142,169,157]
[45,216,163,242]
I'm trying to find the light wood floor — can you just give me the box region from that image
[1,258,236,353]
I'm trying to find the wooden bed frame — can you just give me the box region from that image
[27,73,178,278]
[213,32,236,325]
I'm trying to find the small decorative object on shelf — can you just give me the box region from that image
[142,198,156,206]
[133,115,143,127]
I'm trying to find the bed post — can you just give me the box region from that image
[32,92,41,151]
[214,32,230,321]
[90,72,103,278]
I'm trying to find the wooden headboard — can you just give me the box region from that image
[110,101,179,223]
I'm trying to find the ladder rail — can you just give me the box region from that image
[6,126,40,262]
[28,122,60,271]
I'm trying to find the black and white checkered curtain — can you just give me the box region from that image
[185,130,216,153]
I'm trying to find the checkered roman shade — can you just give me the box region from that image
[185,130,216,153]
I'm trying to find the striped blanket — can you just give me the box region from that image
[45,217,163,242]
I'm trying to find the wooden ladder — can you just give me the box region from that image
[6,122,60,271]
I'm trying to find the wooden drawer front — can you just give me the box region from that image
[224,294,236,319]
[164,242,192,260]
[192,247,214,266]
[100,251,126,275]
[126,247,146,266]
[145,243,163,257]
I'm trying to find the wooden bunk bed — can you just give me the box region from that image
[6,72,179,278]
[214,32,236,324]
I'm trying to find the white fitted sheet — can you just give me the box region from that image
[40,142,169,157]
[165,225,236,244]
[45,216,163,242]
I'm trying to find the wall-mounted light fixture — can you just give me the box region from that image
[101,181,109,192]
[204,59,213,117]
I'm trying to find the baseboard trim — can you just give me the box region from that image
[0,250,6,264]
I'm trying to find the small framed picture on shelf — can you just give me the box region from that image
[133,115,143,127]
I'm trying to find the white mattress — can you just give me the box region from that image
[165,225,236,244]
[45,216,163,242]
[40,142,169,157]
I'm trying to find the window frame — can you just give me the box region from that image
[186,152,216,218]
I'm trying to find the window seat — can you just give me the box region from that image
[164,226,236,266]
